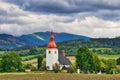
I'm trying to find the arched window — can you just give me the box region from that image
[55,51,56,54]
[49,51,51,54]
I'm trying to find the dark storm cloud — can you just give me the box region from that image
[3,0,120,20]
[3,0,120,13]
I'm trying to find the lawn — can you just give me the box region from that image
[21,55,36,61]
[67,54,120,63]
[0,51,5,54]
[0,73,120,80]
[98,54,120,59]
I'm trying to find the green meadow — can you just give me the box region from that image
[98,54,120,59]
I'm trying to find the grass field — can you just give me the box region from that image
[0,73,120,80]
[98,54,120,59]
[21,55,36,61]
[0,51,5,54]
[67,54,120,63]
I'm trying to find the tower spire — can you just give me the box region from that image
[51,30,53,36]
[50,30,54,41]
[48,31,57,48]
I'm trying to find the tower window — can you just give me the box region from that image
[49,51,51,54]
[55,51,56,54]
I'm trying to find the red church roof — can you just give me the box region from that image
[47,31,57,48]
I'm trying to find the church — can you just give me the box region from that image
[46,31,71,70]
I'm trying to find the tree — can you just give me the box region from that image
[93,53,101,72]
[101,59,117,73]
[29,47,38,55]
[116,57,120,65]
[0,61,2,71]
[75,46,95,72]
[1,52,22,72]
[37,54,43,70]
[106,59,116,73]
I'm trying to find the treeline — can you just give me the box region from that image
[57,39,120,55]
[18,47,45,56]
[0,52,44,72]
[6,37,120,56]
[0,46,120,74]
[91,37,120,47]
[75,46,120,74]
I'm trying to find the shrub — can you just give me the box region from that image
[67,65,75,73]
[40,61,47,71]
[10,67,16,72]
[101,59,117,74]
[52,63,61,73]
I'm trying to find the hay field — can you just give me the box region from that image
[0,73,120,80]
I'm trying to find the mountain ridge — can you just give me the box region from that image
[0,32,89,49]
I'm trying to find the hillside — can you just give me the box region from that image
[0,34,27,49]
[91,37,120,47]
[0,31,119,51]
[20,31,89,46]
[56,38,120,55]
[0,32,89,49]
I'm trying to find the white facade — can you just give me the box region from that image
[46,48,59,70]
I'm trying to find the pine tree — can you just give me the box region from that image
[37,54,43,70]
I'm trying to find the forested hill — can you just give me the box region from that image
[0,32,89,49]
[56,37,120,55]
[13,37,120,56]
[91,37,120,47]
[57,37,120,49]
[0,31,119,50]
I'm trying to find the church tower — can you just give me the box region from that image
[46,31,59,70]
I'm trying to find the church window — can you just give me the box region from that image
[55,51,56,54]
[49,51,51,54]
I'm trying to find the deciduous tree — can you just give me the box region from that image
[76,46,95,72]
[1,52,22,72]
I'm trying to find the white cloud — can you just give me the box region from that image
[0,1,120,38]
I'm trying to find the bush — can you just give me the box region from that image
[52,63,61,73]
[116,68,120,73]
[25,64,32,69]
[41,66,47,71]
[18,65,25,72]
[101,59,117,74]
[40,61,47,71]
[109,68,120,74]
[10,67,16,72]
[67,65,75,73]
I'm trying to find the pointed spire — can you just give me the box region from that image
[50,30,54,41]
[48,31,57,48]
[51,30,54,35]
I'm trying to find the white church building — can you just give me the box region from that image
[46,31,71,70]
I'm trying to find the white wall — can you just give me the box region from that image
[46,48,59,70]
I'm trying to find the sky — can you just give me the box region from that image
[0,0,120,38]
